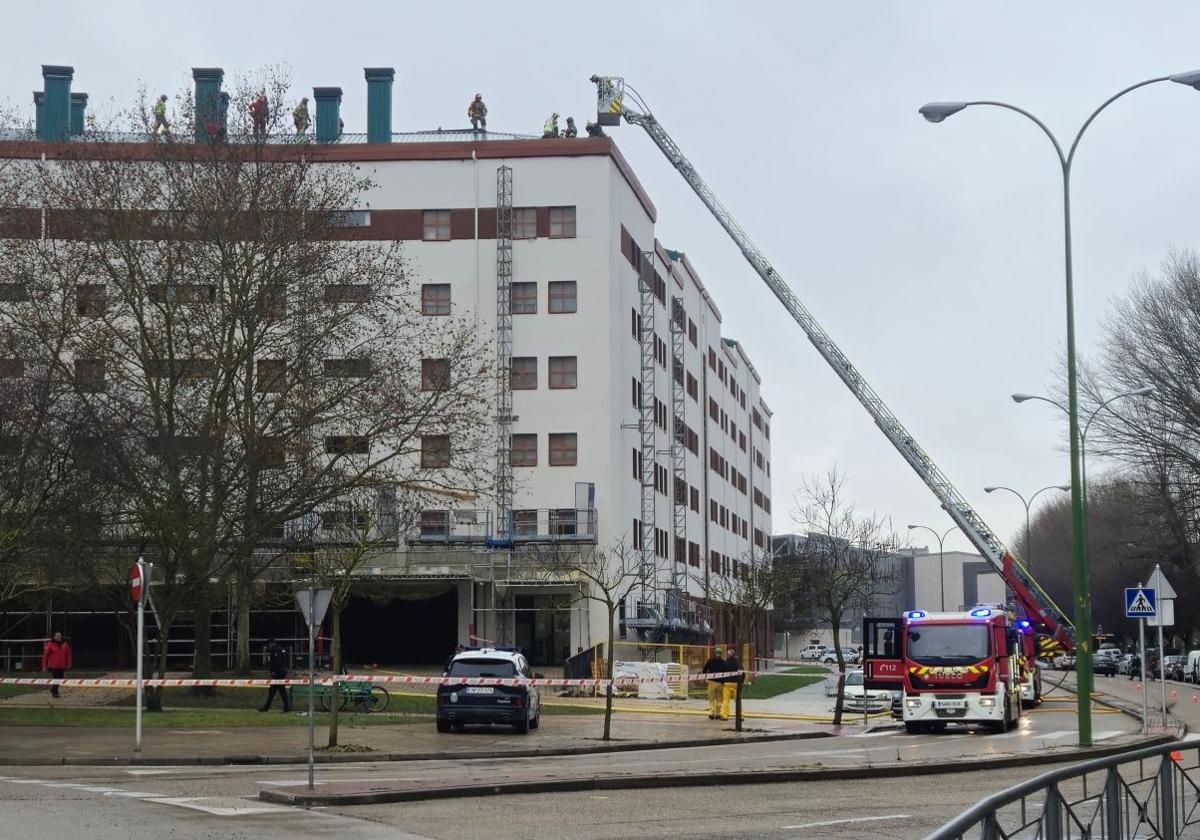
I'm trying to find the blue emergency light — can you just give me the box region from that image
[904,610,927,620]
[970,607,992,618]
[1015,619,1032,631]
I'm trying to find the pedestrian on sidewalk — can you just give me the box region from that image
[259,639,292,712]
[702,647,725,719]
[41,631,72,699]
[1129,652,1141,681]
[721,645,744,721]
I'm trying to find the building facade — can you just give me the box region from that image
[0,64,773,668]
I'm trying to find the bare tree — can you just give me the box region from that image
[701,546,780,666]
[534,541,651,741]
[786,469,900,725]
[0,70,493,697]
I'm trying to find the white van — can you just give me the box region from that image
[1185,650,1200,682]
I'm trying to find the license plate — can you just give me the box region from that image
[465,687,494,695]
[934,699,967,709]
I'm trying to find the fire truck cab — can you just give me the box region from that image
[862,606,1028,734]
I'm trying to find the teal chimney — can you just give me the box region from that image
[70,93,88,135]
[33,92,44,138]
[192,67,224,142]
[41,65,73,141]
[314,87,342,143]
[364,67,394,143]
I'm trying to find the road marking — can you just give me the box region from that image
[145,796,294,816]
[783,814,912,829]
[124,768,173,776]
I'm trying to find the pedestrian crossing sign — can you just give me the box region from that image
[1125,587,1157,619]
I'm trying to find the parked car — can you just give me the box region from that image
[1054,654,1076,671]
[1093,650,1119,677]
[1185,650,1200,682]
[799,644,831,661]
[436,648,541,734]
[822,647,861,666]
[840,670,893,713]
[1118,653,1136,675]
[1161,655,1187,682]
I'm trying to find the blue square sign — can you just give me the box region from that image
[1125,587,1157,618]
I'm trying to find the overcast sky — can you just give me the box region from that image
[6,1,1199,556]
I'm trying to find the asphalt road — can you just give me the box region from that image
[0,688,1142,840]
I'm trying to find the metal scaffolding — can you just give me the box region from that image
[494,165,514,542]
[637,252,658,605]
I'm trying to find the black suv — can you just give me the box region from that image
[436,648,541,734]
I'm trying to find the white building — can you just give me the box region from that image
[2,65,774,667]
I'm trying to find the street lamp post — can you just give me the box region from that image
[907,523,960,611]
[983,484,1071,576]
[920,72,1198,748]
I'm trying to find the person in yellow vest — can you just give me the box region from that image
[720,645,743,721]
[151,95,170,136]
[702,647,725,719]
[542,112,559,138]
[293,98,310,136]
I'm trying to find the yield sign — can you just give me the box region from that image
[1125,587,1157,619]
[295,588,333,631]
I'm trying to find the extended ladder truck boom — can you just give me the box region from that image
[590,75,1074,651]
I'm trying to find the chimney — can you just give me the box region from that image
[41,65,73,141]
[191,67,224,142]
[364,67,394,143]
[314,87,342,143]
[219,91,230,134]
[70,92,88,135]
[33,92,45,138]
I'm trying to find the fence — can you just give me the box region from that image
[926,738,1197,840]
[584,640,755,697]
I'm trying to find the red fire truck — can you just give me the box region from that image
[862,606,1033,734]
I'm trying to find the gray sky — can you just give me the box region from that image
[7,1,1200,557]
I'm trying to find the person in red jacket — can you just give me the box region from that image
[41,631,72,699]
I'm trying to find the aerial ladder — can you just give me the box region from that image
[589,76,1074,651]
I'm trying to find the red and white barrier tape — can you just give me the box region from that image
[0,670,746,689]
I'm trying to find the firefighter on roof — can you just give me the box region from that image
[468,94,487,131]
[293,97,310,135]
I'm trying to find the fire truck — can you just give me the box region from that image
[862,606,1033,734]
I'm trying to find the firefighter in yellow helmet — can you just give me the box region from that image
[702,647,725,719]
[542,112,559,138]
[151,95,170,136]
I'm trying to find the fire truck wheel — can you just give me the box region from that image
[904,722,924,734]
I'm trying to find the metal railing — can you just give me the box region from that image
[0,127,540,145]
[926,739,1198,839]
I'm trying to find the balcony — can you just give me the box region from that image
[409,508,598,547]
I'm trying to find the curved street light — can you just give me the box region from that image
[983,484,1071,576]
[906,523,960,612]
[920,69,1196,746]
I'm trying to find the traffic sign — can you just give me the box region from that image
[1126,587,1157,618]
[1148,566,1177,600]
[129,561,147,603]
[295,588,332,631]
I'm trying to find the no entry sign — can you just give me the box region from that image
[129,561,145,603]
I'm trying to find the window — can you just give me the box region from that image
[686,372,698,401]
[675,536,686,564]
[548,206,576,238]
[145,358,216,379]
[324,284,370,304]
[0,359,22,378]
[421,283,451,315]
[511,282,537,314]
[689,541,700,567]
[765,423,771,440]
[423,209,451,241]
[513,207,537,239]
[148,284,216,304]
[551,509,577,537]
[77,284,106,317]
[689,486,699,513]
[654,335,667,368]
[421,434,451,468]
[654,398,667,431]
[511,357,537,389]
[511,433,537,467]
[710,500,719,522]
[420,510,449,538]
[547,281,577,314]
[631,377,642,409]
[0,284,30,302]
[754,528,765,548]
[324,358,371,378]
[709,397,719,422]
[325,435,369,455]
[632,518,642,550]
[514,510,538,536]
[708,348,717,371]
[631,308,641,339]
[74,358,104,392]
[632,448,642,480]
[257,359,285,393]
[548,356,577,389]
[752,409,762,429]
[548,432,577,466]
[688,319,697,347]
[331,209,371,227]
[739,431,747,452]
[710,550,721,573]
[421,358,450,391]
